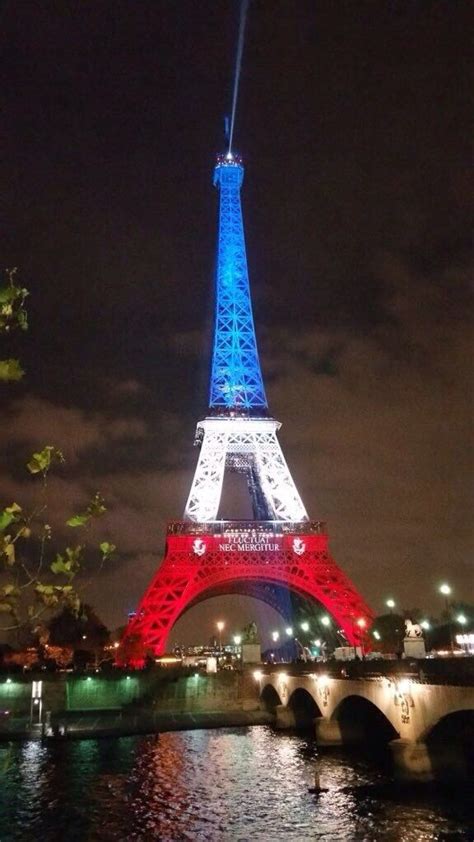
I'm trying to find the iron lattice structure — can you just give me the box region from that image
[120,153,374,663]
[209,153,267,411]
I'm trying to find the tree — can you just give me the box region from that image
[370,614,405,654]
[0,268,28,381]
[48,603,110,649]
[0,271,116,634]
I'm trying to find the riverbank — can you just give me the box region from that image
[0,707,273,741]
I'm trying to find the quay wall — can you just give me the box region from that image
[0,669,260,717]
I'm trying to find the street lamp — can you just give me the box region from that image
[439,584,453,654]
[285,627,293,636]
[386,599,396,613]
[272,631,280,643]
[300,621,310,633]
[320,616,330,627]
[439,583,451,604]
[233,634,242,664]
[216,621,225,653]
[356,618,367,659]
[456,615,468,654]
[420,620,431,631]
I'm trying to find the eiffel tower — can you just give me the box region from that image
[120,151,373,662]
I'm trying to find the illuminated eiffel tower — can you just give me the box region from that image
[120,151,373,663]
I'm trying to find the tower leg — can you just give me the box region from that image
[253,429,308,521]
[184,427,228,521]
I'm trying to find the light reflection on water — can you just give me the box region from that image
[0,726,472,841]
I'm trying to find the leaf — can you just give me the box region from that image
[65,545,82,563]
[27,446,64,475]
[1,584,20,598]
[0,511,14,532]
[67,492,106,528]
[66,514,90,528]
[50,557,71,575]
[100,541,116,560]
[87,492,106,519]
[0,359,24,381]
[4,541,15,566]
[35,584,54,595]
[5,502,22,515]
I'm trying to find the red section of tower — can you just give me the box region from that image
[120,522,374,665]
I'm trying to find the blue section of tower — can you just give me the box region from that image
[209,153,268,413]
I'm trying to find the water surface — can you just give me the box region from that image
[0,727,472,841]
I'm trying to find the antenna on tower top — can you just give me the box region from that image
[228,0,249,155]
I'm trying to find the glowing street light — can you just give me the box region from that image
[386,599,396,613]
[439,584,453,653]
[233,634,242,645]
[300,621,310,633]
[456,614,467,626]
[285,627,293,636]
[320,616,330,627]
[439,583,452,612]
[272,631,280,643]
[373,630,381,641]
[355,618,367,658]
[216,620,225,652]
[420,620,431,631]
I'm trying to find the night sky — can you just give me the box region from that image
[2,1,472,647]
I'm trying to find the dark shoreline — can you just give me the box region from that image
[0,708,274,741]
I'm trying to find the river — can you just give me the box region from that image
[0,726,472,841]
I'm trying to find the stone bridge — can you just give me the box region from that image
[255,662,474,781]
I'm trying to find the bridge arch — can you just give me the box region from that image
[261,683,282,712]
[288,687,322,728]
[331,694,399,744]
[419,705,474,743]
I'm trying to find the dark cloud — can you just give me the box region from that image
[1,1,472,641]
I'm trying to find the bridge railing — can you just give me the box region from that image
[167,520,327,536]
[257,657,474,687]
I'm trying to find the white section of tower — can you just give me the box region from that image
[184,416,308,523]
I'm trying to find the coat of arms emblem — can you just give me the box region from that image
[192,538,206,556]
[292,537,305,556]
